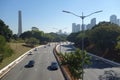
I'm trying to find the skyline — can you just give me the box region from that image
[0,0,120,34]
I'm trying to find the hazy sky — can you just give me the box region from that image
[0,0,120,34]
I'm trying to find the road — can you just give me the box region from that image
[1,43,64,80]
[58,43,120,80]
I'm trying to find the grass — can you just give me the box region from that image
[0,43,32,70]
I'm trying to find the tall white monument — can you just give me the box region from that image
[18,10,22,37]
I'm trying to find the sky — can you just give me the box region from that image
[0,0,120,34]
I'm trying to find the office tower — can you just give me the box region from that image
[72,23,76,33]
[91,18,96,26]
[18,10,22,37]
[72,23,80,33]
[86,18,96,30]
[110,15,117,24]
[117,19,120,26]
[76,24,80,31]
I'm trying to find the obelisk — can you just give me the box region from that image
[18,10,22,37]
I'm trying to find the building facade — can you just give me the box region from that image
[72,23,80,33]
[110,15,117,24]
[110,15,120,26]
[86,18,96,30]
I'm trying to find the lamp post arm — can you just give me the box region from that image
[62,10,80,17]
[85,10,103,18]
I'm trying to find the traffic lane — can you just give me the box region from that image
[84,56,117,69]
[18,48,63,80]
[59,44,75,53]
[34,45,64,80]
[83,57,116,80]
[1,45,64,80]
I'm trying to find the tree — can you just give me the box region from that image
[89,22,120,52]
[61,49,91,80]
[0,19,13,41]
[0,35,6,62]
[25,37,39,47]
[67,32,80,42]
[20,31,32,39]
[0,35,13,62]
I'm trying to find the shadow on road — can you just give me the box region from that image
[85,59,119,69]
[47,66,57,71]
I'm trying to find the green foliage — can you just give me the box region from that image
[61,49,91,79]
[0,19,13,41]
[67,21,120,62]
[48,32,67,42]
[25,37,39,47]
[88,22,120,54]
[67,32,80,42]
[0,35,14,62]
[0,35,6,62]
[20,31,67,44]
[20,31,33,39]
[115,36,120,51]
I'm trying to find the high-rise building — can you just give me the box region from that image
[72,23,80,33]
[110,15,117,24]
[86,18,96,30]
[18,10,22,37]
[72,23,76,33]
[117,19,120,26]
[91,18,96,26]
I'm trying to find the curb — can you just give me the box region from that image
[53,45,70,80]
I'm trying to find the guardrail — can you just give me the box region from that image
[88,52,120,66]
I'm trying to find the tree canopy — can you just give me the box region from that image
[60,49,91,79]
[67,22,120,62]
[20,31,67,44]
[0,19,13,41]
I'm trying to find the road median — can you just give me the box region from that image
[53,45,71,80]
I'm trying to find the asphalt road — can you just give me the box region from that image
[1,43,64,80]
[59,43,120,80]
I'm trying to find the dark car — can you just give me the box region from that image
[26,60,35,67]
[50,62,58,70]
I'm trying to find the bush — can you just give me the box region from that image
[0,35,14,62]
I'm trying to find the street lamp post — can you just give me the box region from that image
[62,10,102,80]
